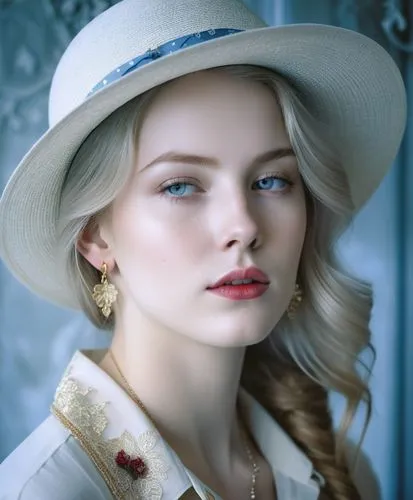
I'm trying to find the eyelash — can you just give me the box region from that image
[158,173,293,203]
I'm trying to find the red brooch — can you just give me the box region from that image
[115,449,147,479]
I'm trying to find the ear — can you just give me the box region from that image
[76,217,114,271]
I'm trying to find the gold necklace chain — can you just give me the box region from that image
[108,349,260,499]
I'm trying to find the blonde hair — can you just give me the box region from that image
[58,65,373,499]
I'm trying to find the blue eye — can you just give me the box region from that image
[160,175,291,202]
[254,176,289,191]
[164,182,196,197]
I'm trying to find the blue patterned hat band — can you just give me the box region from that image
[87,28,243,97]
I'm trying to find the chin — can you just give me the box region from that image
[198,321,276,348]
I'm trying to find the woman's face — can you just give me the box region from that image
[103,70,307,347]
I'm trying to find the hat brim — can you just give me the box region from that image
[0,24,406,309]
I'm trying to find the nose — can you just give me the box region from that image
[214,190,262,252]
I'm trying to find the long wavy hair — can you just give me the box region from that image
[58,65,374,499]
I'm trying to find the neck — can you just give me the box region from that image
[101,309,251,480]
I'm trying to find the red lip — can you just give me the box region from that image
[207,282,269,300]
[207,266,270,289]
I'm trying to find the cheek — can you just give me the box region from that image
[265,197,307,261]
[112,198,208,275]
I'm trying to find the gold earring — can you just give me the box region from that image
[287,283,303,320]
[92,262,118,318]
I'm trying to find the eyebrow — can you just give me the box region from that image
[141,147,296,172]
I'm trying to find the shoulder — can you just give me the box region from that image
[0,415,110,500]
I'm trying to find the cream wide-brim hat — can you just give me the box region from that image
[0,0,407,310]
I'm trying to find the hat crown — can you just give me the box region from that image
[49,0,266,125]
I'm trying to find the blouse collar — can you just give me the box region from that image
[52,349,322,499]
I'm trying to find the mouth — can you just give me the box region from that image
[207,266,270,289]
[206,281,269,300]
[207,278,261,287]
[206,267,270,300]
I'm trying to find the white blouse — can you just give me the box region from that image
[0,350,324,499]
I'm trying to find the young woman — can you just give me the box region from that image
[0,0,406,499]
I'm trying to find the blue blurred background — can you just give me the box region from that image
[0,1,412,498]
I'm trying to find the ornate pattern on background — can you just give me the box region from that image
[333,0,394,49]
[334,0,412,53]
[382,0,413,52]
[0,0,118,132]
[49,0,118,38]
